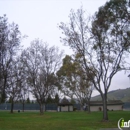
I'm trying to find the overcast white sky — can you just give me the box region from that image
[0,0,130,97]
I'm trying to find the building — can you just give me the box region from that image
[123,102,130,110]
[89,100,124,111]
[58,98,73,112]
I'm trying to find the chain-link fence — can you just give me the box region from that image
[0,103,82,111]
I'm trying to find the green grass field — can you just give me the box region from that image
[0,111,129,130]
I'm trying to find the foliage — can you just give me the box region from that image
[0,15,21,103]
[6,59,22,113]
[21,39,63,114]
[17,55,29,108]
[59,1,130,120]
[7,97,11,103]
[57,55,94,111]
[46,94,53,104]
[26,97,31,104]
[54,93,60,104]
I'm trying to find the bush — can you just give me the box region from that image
[73,107,77,111]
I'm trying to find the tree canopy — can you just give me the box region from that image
[59,0,130,120]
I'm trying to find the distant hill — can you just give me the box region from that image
[91,88,130,102]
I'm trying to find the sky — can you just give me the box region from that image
[0,0,130,97]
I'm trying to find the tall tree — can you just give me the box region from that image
[59,1,130,121]
[6,59,21,113]
[54,93,60,104]
[46,94,53,104]
[17,55,29,112]
[26,97,31,104]
[0,15,21,103]
[22,39,63,114]
[57,55,94,112]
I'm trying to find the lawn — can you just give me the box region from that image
[0,111,129,130]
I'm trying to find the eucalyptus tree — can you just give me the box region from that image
[22,39,63,114]
[59,0,130,120]
[57,54,94,112]
[0,15,21,103]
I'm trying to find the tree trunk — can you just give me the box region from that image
[87,100,90,113]
[1,76,7,103]
[22,102,25,112]
[40,104,44,114]
[10,101,14,113]
[102,93,108,121]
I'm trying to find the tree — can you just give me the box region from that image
[59,1,130,121]
[6,59,21,113]
[17,55,29,112]
[46,94,53,104]
[0,15,21,103]
[57,55,94,112]
[26,97,30,104]
[8,96,12,103]
[70,98,76,104]
[54,93,60,104]
[22,39,63,114]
